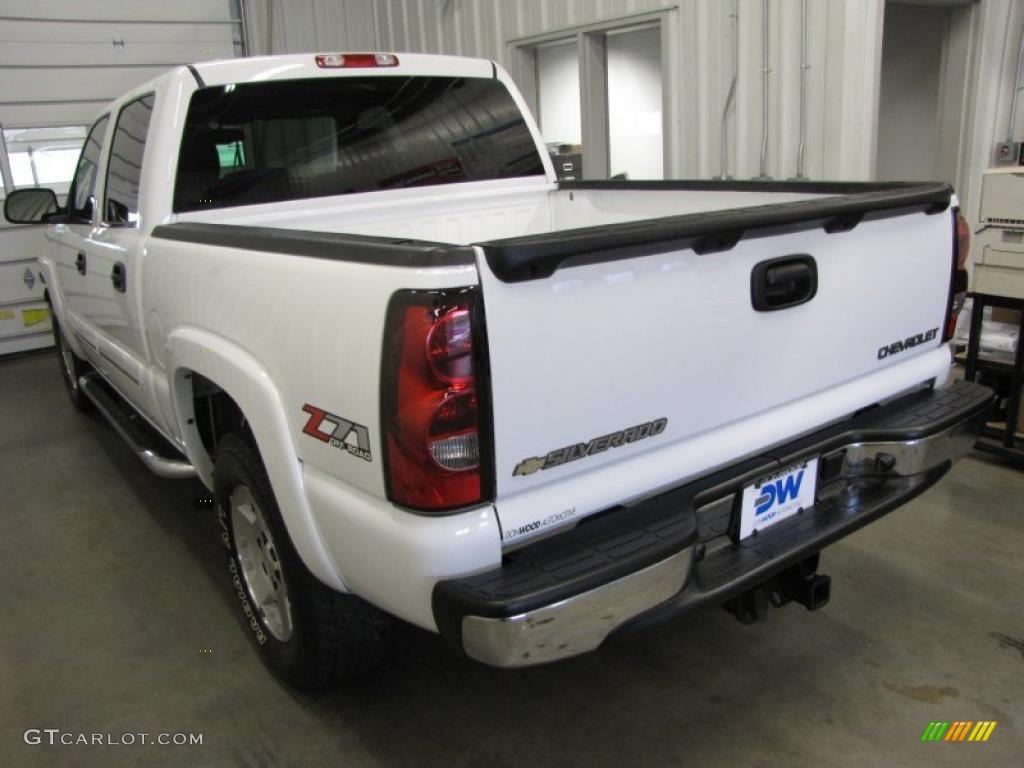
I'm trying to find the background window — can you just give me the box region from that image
[69,116,109,221]
[3,125,87,196]
[216,139,246,172]
[105,94,155,226]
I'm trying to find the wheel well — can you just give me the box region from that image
[188,372,249,457]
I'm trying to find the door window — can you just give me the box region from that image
[68,116,109,222]
[104,94,155,226]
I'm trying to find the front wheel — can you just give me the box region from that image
[51,314,92,412]
[213,432,391,691]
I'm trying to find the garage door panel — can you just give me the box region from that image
[1,67,175,102]
[0,227,45,265]
[0,0,236,23]
[0,301,51,340]
[0,42,236,66]
[0,20,236,44]
[0,257,46,305]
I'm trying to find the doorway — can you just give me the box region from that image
[515,16,669,181]
[876,0,974,184]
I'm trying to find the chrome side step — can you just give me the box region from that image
[79,373,196,480]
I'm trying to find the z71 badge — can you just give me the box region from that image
[301,404,372,462]
[513,417,668,477]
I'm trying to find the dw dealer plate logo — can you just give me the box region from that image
[738,458,818,539]
[301,404,372,462]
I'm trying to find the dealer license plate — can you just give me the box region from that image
[738,458,818,540]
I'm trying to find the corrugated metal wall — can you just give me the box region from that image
[244,0,377,55]
[367,0,885,181]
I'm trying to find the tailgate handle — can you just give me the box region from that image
[751,255,817,311]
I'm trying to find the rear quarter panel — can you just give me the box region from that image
[141,237,479,499]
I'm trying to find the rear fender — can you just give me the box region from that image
[167,326,347,592]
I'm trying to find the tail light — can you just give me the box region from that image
[955,211,970,269]
[943,209,970,342]
[381,289,492,512]
[315,53,399,68]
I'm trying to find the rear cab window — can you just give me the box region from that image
[173,76,545,213]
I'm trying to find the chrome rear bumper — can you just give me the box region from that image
[434,380,992,668]
[461,549,692,667]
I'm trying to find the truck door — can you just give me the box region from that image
[54,114,110,369]
[88,93,156,407]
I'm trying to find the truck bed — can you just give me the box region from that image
[162,176,955,550]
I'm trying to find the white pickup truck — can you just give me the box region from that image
[5,52,991,691]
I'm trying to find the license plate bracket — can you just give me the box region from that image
[738,458,818,540]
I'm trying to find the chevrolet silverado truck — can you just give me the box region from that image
[4,52,991,691]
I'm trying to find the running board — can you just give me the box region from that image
[79,373,196,480]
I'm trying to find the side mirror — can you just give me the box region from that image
[4,187,60,224]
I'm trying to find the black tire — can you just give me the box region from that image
[52,314,92,412]
[214,432,391,692]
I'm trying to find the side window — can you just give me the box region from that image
[68,116,109,222]
[104,94,155,226]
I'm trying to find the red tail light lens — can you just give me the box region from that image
[943,209,970,343]
[382,289,491,512]
[955,211,970,269]
[315,53,399,68]
[426,307,473,386]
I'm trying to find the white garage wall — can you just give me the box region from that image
[365,0,886,182]
[0,0,241,127]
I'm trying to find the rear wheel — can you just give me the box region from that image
[214,432,391,691]
[51,314,92,412]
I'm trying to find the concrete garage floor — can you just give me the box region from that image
[1,350,1021,768]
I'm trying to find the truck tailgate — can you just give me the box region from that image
[476,189,955,545]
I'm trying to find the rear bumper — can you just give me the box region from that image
[432,380,993,667]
